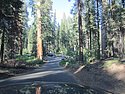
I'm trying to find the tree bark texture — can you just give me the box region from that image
[78,0,84,63]
[1,29,5,63]
[101,0,108,57]
[36,2,43,60]
[97,0,100,59]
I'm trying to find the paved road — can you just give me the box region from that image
[0,57,80,87]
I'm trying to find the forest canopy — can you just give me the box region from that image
[0,0,125,64]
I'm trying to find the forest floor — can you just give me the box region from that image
[0,68,33,79]
[0,59,45,80]
[66,59,125,94]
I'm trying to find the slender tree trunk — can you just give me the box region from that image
[78,0,84,63]
[18,30,23,55]
[88,8,92,51]
[122,0,125,57]
[121,31,124,57]
[97,0,100,59]
[90,29,92,50]
[90,28,92,56]
[56,24,60,52]
[1,29,5,63]
[36,1,43,60]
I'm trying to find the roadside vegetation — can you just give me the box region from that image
[0,0,125,93]
[0,54,45,79]
[1,0,125,67]
[60,57,122,70]
[60,58,125,94]
[16,54,44,67]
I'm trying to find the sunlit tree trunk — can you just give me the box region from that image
[36,1,43,60]
[78,0,84,63]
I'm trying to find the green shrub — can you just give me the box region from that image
[16,54,44,66]
[60,57,78,68]
[103,59,119,68]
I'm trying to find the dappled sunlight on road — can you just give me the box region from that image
[0,57,79,87]
[5,70,67,81]
[43,59,62,63]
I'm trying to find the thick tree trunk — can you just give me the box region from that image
[36,1,43,60]
[119,27,124,59]
[78,0,84,63]
[101,0,108,58]
[121,0,125,58]
[122,0,125,57]
[119,0,125,59]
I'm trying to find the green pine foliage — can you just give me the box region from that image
[1,0,125,64]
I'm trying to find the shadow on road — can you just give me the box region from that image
[0,58,79,87]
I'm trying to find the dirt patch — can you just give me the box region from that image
[0,60,37,80]
[105,63,125,81]
[69,62,125,94]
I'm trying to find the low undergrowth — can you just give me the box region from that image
[103,59,120,68]
[60,57,80,69]
[60,57,122,72]
[16,54,44,66]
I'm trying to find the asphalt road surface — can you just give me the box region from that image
[0,57,80,87]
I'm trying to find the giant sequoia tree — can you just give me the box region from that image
[27,0,53,59]
[36,0,43,60]
[1,0,125,64]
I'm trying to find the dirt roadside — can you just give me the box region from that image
[68,61,125,94]
[0,60,40,80]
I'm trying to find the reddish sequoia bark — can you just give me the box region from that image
[36,1,43,60]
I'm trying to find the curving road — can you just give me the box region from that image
[0,57,80,87]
